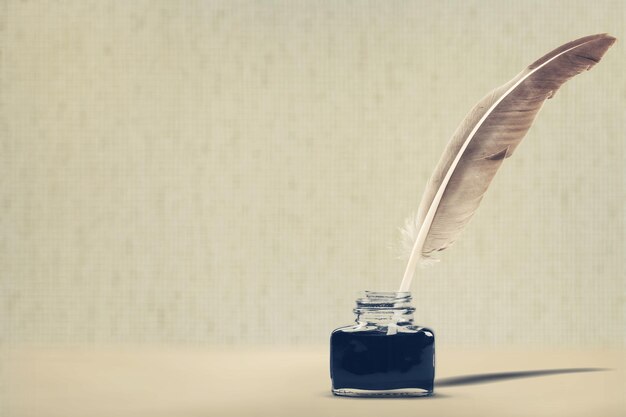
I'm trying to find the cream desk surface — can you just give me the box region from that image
[2,347,625,417]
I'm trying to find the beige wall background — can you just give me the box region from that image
[1,0,624,347]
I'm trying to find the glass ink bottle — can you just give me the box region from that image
[330,291,435,397]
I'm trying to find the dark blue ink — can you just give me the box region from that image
[330,292,435,397]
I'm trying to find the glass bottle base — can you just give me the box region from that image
[332,387,433,397]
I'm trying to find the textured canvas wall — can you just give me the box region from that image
[1,0,624,347]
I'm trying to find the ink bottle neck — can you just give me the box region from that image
[354,291,415,326]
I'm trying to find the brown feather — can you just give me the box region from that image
[400,34,616,291]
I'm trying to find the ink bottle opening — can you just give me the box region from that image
[330,291,435,397]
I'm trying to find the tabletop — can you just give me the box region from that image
[2,346,624,417]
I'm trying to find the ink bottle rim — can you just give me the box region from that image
[353,291,416,326]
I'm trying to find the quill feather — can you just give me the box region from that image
[399,34,616,292]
